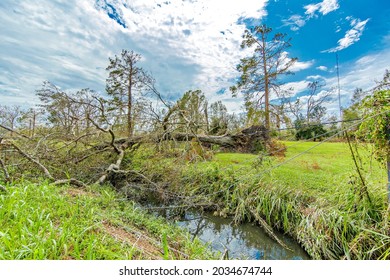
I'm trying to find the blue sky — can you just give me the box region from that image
[1,0,389,116]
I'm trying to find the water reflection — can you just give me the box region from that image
[135,191,309,260]
[176,211,309,260]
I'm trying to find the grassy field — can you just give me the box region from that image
[213,141,386,207]
[0,180,215,260]
[131,141,390,260]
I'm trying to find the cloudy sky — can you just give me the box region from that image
[1,0,389,116]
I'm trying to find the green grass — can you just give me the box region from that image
[130,141,390,260]
[0,180,215,260]
[260,141,385,203]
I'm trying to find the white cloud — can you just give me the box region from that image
[282,14,306,31]
[290,60,314,72]
[306,75,323,80]
[281,80,309,93]
[355,55,377,66]
[279,52,313,72]
[322,17,370,53]
[316,66,328,71]
[0,0,269,108]
[335,51,390,90]
[283,0,339,32]
[115,0,269,102]
[304,0,340,18]
[310,48,390,115]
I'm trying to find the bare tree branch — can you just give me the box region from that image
[87,116,120,154]
[7,140,55,181]
[0,124,31,139]
[51,132,97,153]
[3,140,88,188]
[95,149,125,185]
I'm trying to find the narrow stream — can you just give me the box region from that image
[175,210,310,260]
[137,196,310,260]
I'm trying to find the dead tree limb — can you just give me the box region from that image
[0,158,10,182]
[4,140,87,188]
[74,146,111,164]
[95,149,125,185]
[31,132,61,157]
[8,140,55,181]
[88,117,120,154]
[51,132,97,153]
[96,125,269,153]
[0,124,31,139]
[168,125,270,152]
[171,133,235,147]
[249,209,292,251]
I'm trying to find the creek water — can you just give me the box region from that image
[175,210,310,260]
[139,198,310,260]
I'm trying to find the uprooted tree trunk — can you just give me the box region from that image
[111,125,270,156]
[166,125,270,153]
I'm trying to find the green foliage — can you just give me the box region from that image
[342,88,367,137]
[176,89,208,134]
[357,90,390,163]
[295,125,326,141]
[209,101,228,135]
[294,117,327,141]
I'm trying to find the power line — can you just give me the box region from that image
[273,118,360,131]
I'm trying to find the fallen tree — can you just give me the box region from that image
[0,123,270,189]
[109,125,270,153]
[0,85,270,191]
[168,125,269,153]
